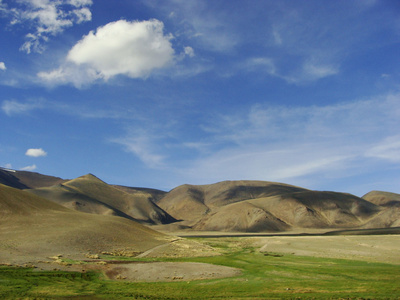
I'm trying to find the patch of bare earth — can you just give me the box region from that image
[29,259,241,283]
[104,262,241,282]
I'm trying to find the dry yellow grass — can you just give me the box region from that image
[256,234,400,265]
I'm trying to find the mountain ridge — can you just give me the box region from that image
[28,173,176,225]
[1,169,399,233]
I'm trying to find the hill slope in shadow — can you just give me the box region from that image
[0,169,65,189]
[28,174,175,225]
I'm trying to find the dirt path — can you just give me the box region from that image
[136,239,180,258]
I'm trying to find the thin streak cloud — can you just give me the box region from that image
[1,99,44,116]
[20,164,37,171]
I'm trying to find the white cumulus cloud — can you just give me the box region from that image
[37,64,101,87]
[0,62,6,70]
[38,19,175,85]
[25,148,47,157]
[67,19,174,79]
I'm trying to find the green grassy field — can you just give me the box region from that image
[1,238,399,299]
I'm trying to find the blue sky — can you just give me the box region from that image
[1,0,399,196]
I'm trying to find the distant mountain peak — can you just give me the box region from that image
[77,173,106,183]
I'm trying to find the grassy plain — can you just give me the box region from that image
[1,237,400,299]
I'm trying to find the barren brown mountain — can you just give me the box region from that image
[359,191,400,229]
[157,180,308,223]
[0,183,169,264]
[362,190,400,206]
[2,169,399,234]
[193,191,381,232]
[157,181,398,232]
[28,174,175,224]
[193,201,290,232]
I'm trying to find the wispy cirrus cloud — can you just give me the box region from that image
[238,56,339,84]
[2,0,92,53]
[1,98,145,121]
[207,94,398,145]
[0,62,6,70]
[160,0,239,53]
[1,98,44,116]
[114,92,399,191]
[241,57,276,75]
[179,93,400,186]
[111,129,167,169]
[21,164,37,171]
[151,1,396,85]
[365,135,400,163]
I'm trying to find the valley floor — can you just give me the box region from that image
[173,230,400,265]
[1,232,400,299]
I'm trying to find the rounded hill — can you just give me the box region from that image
[0,184,168,264]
